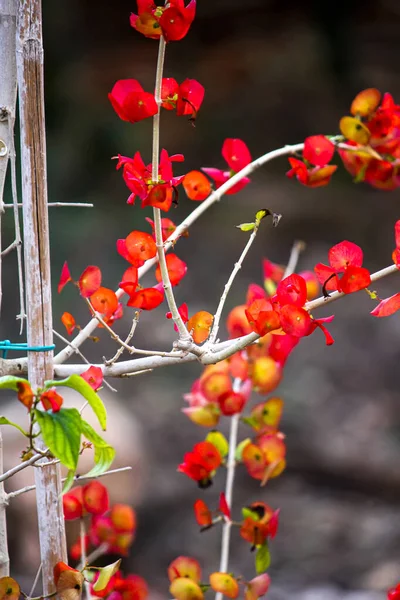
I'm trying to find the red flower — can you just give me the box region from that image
[117,149,185,211]
[40,388,63,412]
[178,441,222,488]
[109,79,157,124]
[117,231,157,268]
[314,240,371,294]
[393,220,400,268]
[388,583,400,600]
[286,157,337,188]
[202,138,252,195]
[61,312,76,336]
[161,78,205,122]
[81,366,103,391]
[303,135,335,167]
[339,90,400,190]
[371,293,400,318]
[58,261,72,293]
[130,0,196,42]
[193,499,212,528]
[126,288,164,310]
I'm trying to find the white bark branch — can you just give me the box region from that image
[53,143,306,365]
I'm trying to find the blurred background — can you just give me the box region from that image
[1,0,400,598]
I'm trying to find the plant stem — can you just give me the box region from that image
[209,223,261,345]
[283,240,305,278]
[215,378,242,600]
[151,37,190,341]
[53,143,306,365]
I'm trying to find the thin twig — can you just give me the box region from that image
[6,465,133,499]
[53,329,117,393]
[215,378,242,600]
[28,564,42,599]
[86,299,181,358]
[283,240,306,278]
[78,542,109,571]
[1,239,20,257]
[53,142,306,365]
[305,263,399,312]
[3,202,94,208]
[0,452,44,483]
[104,311,140,365]
[208,223,261,345]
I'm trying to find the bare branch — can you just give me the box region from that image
[208,221,261,345]
[3,202,93,208]
[283,240,306,278]
[215,378,242,600]
[53,142,306,365]
[0,452,44,483]
[7,465,133,500]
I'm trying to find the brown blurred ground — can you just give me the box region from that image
[2,0,400,597]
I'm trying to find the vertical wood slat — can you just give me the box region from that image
[16,0,67,593]
[0,0,18,578]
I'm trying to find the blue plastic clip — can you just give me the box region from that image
[0,340,56,359]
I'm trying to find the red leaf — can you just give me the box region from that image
[127,288,164,310]
[303,135,335,167]
[155,253,187,286]
[182,170,211,201]
[277,274,308,307]
[218,492,231,520]
[193,499,212,528]
[279,304,312,337]
[222,138,252,172]
[58,261,72,293]
[61,312,76,335]
[328,241,363,272]
[339,265,371,294]
[17,381,35,411]
[123,231,157,266]
[108,79,157,123]
[82,481,109,516]
[81,366,103,391]
[119,266,139,297]
[79,266,102,298]
[187,311,213,344]
[371,293,400,317]
[90,287,119,319]
[40,388,63,412]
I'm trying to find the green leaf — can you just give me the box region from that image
[236,222,255,232]
[35,408,82,471]
[242,506,262,521]
[255,543,271,574]
[62,469,76,494]
[80,419,115,477]
[235,438,252,462]
[0,416,28,437]
[92,560,121,592]
[0,376,31,392]
[46,374,107,431]
[206,430,229,458]
[255,209,270,222]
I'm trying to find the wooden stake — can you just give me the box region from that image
[16,0,67,593]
